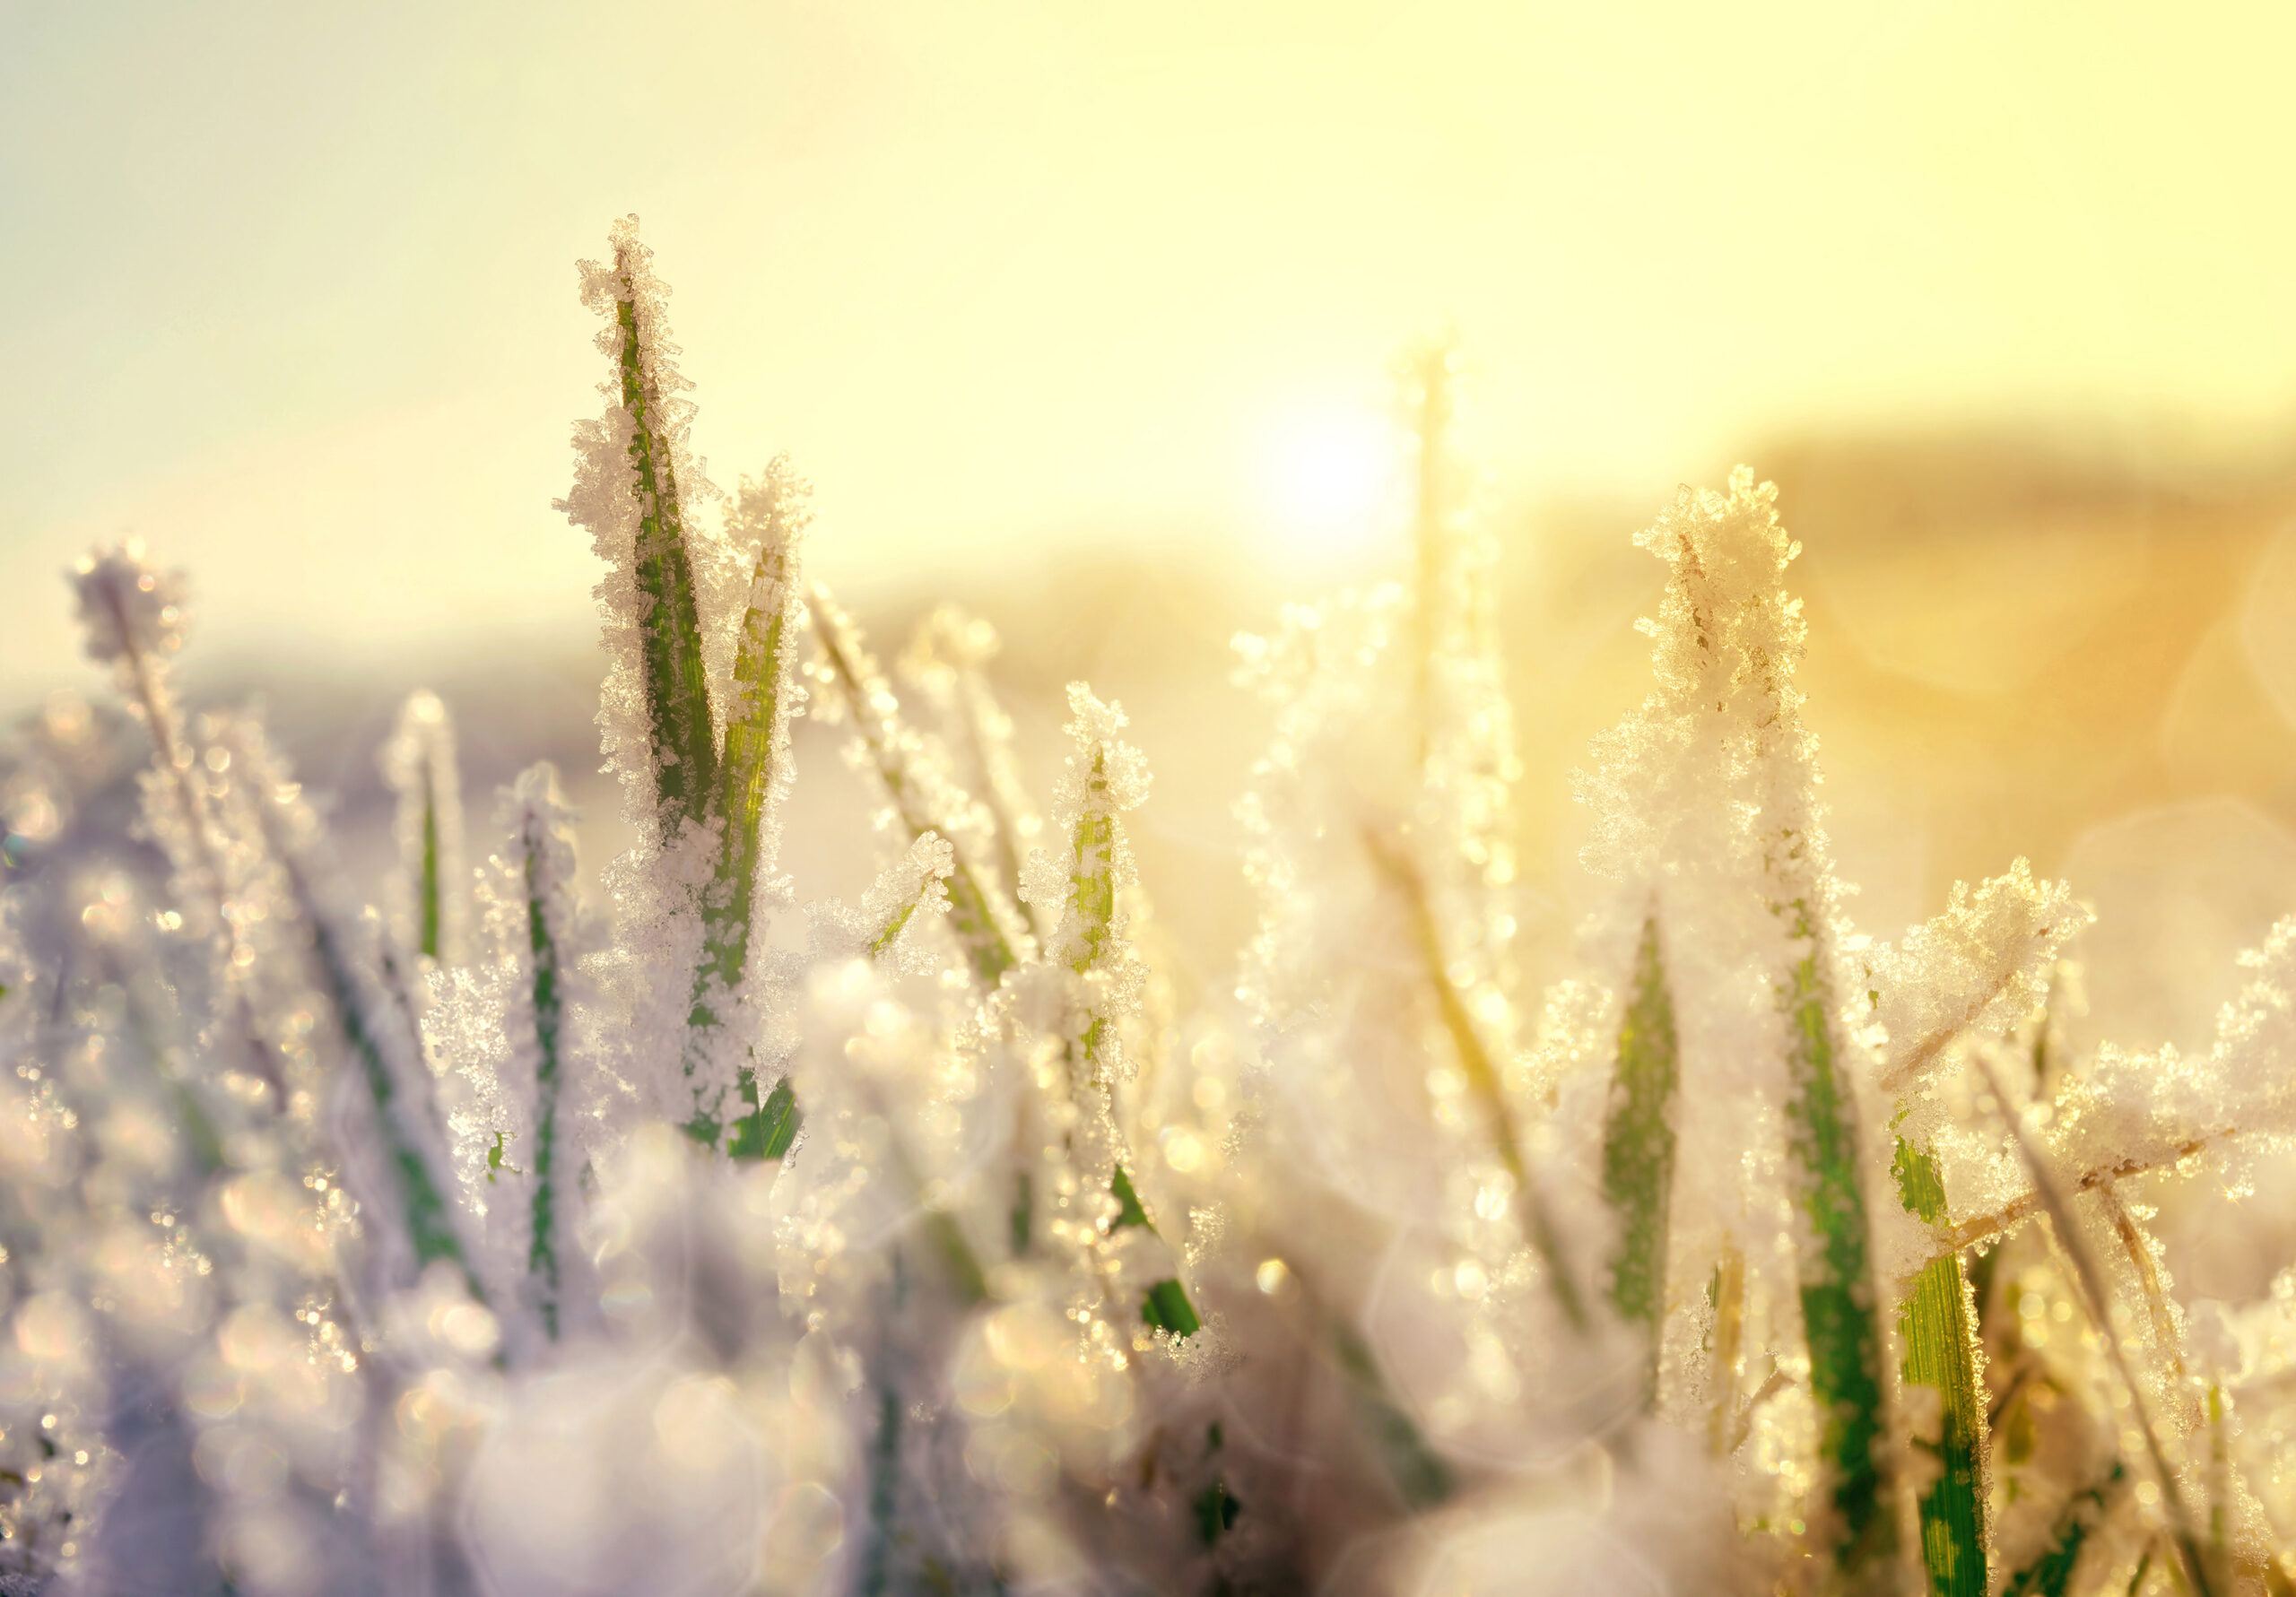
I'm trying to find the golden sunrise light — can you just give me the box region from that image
[8,7,2296,1594]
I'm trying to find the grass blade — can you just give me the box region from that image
[1778,916,1894,1578]
[509,765,576,1340]
[1894,1140,1988,1596]
[1969,1046,2217,1597]
[900,608,1047,936]
[380,690,465,965]
[694,463,807,1158]
[1602,914,1680,1388]
[228,718,483,1302]
[607,242,718,834]
[1363,825,1587,1332]
[1043,687,1202,1338]
[810,582,1026,990]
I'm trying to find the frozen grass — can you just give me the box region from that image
[0,219,2291,1595]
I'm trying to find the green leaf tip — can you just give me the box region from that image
[1110,1163,1152,1231]
[726,1073,802,1163]
[1143,1278,1202,1338]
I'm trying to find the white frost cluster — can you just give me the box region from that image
[70,542,189,669]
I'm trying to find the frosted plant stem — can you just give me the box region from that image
[1969,1047,2215,1597]
[227,720,483,1304]
[610,256,718,835]
[1601,913,1679,1390]
[2095,1185,2188,1387]
[288,852,483,1303]
[605,261,722,1140]
[380,690,465,965]
[1939,1136,2221,1258]
[812,582,1023,988]
[696,465,805,1160]
[94,586,221,908]
[1605,472,1898,1576]
[79,554,287,1106]
[1042,698,1199,1336]
[902,609,1045,936]
[514,778,570,1340]
[1892,1141,1988,1597]
[1362,826,1587,1332]
[1773,890,1894,1584]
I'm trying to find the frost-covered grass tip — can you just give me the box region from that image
[0,217,2292,1596]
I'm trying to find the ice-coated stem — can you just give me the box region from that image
[695,463,808,1159]
[1041,686,1200,1338]
[1775,901,1893,1580]
[1969,1046,2216,1597]
[901,608,1045,935]
[811,581,1026,990]
[1601,914,1679,1386]
[225,718,482,1303]
[1892,1141,1987,1597]
[508,765,578,1340]
[1653,472,1894,1576]
[1362,826,1587,1332]
[380,690,465,965]
[72,543,289,1106]
[609,246,718,835]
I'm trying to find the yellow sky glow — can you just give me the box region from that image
[4,1,2295,701]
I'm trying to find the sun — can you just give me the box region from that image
[1254,399,1397,563]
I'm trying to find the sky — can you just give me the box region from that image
[5,1,2296,700]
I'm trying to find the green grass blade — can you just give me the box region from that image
[697,466,806,1159]
[300,869,478,1298]
[515,782,570,1340]
[1602,914,1680,1391]
[1779,921,1893,1579]
[236,717,481,1302]
[1895,1140,1987,1596]
[419,785,442,959]
[381,690,464,965]
[610,257,718,835]
[1055,729,1202,1340]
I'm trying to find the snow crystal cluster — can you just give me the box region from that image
[0,225,2289,1597]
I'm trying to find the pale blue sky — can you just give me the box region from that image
[6,1,2296,704]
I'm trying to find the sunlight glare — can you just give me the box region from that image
[1255,401,1396,563]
